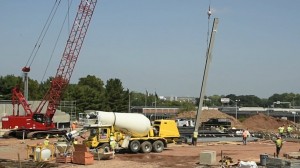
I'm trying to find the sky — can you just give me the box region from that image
[1,0,299,99]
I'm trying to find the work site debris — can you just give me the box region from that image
[219,155,233,165]
[237,160,258,168]
[0,158,58,168]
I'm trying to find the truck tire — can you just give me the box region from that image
[152,140,164,153]
[140,141,152,153]
[129,140,141,153]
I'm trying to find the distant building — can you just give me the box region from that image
[164,96,197,103]
[131,106,179,120]
[158,96,167,101]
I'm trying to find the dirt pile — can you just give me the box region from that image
[177,110,295,132]
[176,109,244,128]
[242,113,293,132]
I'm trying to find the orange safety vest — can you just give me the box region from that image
[71,123,76,130]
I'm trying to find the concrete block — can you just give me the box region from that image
[199,150,216,165]
[266,157,300,168]
[284,152,300,159]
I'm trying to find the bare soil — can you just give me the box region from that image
[178,110,295,132]
[0,138,300,168]
[1,110,299,168]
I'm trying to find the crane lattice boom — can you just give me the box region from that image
[2,0,97,138]
[35,0,98,120]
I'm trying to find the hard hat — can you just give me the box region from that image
[46,137,49,140]
[110,133,114,136]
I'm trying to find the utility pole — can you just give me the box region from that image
[193,18,219,145]
[128,91,131,113]
[22,67,30,101]
[235,99,240,120]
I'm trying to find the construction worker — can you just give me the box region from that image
[287,125,293,138]
[43,136,49,147]
[109,133,116,158]
[278,125,285,137]
[71,122,76,131]
[73,138,78,145]
[192,131,198,146]
[274,136,283,158]
[242,129,250,145]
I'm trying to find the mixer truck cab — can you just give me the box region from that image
[152,120,180,143]
[85,124,115,152]
[83,111,180,153]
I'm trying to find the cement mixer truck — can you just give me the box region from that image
[83,111,180,153]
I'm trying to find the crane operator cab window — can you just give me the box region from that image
[45,117,51,126]
[33,114,45,123]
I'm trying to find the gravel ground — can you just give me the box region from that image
[1,137,300,168]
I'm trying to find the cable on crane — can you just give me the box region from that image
[24,0,62,70]
[42,0,74,82]
[206,0,212,50]
[23,0,61,108]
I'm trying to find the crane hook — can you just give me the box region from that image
[207,5,212,19]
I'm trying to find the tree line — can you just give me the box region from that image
[199,93,300,109]
[0,75,129,113]
[0,75,299,114]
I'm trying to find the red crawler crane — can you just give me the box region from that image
[2,0,98,138]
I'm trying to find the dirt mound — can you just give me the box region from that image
[176,109,243,128]
[242,113,293,132]
[176,110,296,132]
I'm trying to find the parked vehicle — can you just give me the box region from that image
[201,118,231,129]
[84,111,180,153]
[175,118,195,127]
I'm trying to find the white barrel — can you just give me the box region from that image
[41,148,51,161]
[96,111,151,137]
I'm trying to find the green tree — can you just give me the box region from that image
[38,78,52,100]
[105,78,128,112]
[268,93,299,108]
[27,78,40,100]
[179,101,196,112]
[74,75,106,112]
[208,95,222,106]
[0,75,22,100]
[78,75,105,91]
[238,95,261,107]
[130,91,147,106]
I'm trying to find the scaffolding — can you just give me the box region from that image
[58,101,77,122]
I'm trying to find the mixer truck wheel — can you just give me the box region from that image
[140,141,152,153]
[152,140,164,153]
[129,140,141,153]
